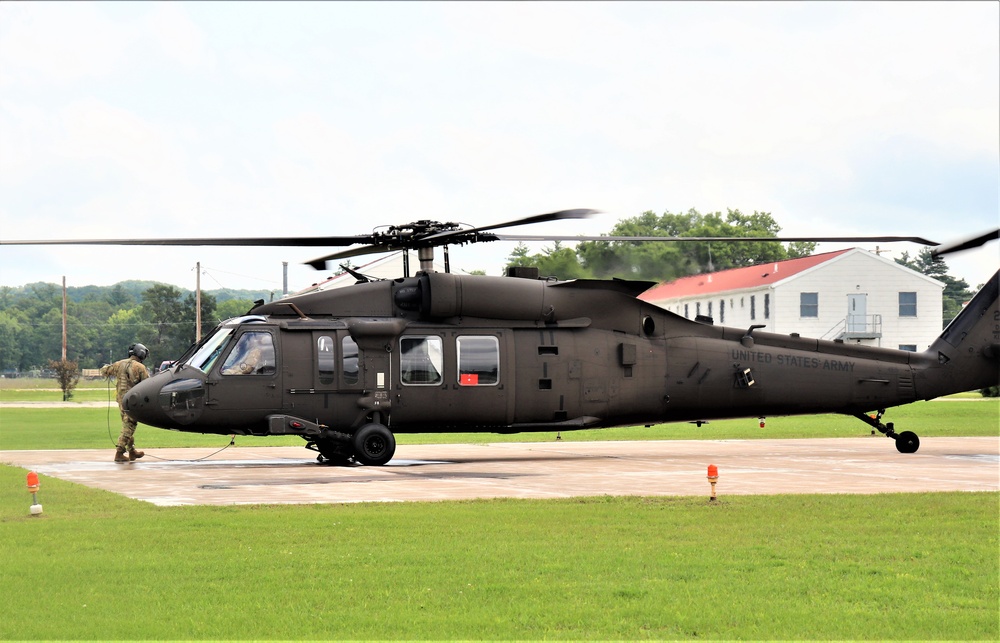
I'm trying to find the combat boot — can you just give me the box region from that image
[129,448,145,461]
[114,448,129,463]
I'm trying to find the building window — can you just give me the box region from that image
[696,302,701,316]
[899,292,917,317]
[719,299,725,324]
[750,295,756,320]
[684,303,689,319]
[800,292,818,317]
[899,344,917,352]
[764,293,770,320]
[707,301,713,318]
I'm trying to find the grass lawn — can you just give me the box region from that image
[0,465,996,640]
[0,397,996,451]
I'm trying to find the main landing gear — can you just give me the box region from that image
[853,409,920,454]
[306,422,397,467]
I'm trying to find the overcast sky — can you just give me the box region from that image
[1,1,997,296]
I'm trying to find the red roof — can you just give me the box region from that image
[639,249,853,301]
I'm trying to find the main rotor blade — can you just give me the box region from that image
[423,208,598,242]
[0,235,377,247]
[495,234,941,244]
[930,228,1000,258]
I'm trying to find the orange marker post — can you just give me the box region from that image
[27,471,43,515]
[707,464,719,502]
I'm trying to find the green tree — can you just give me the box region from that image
[181,291,217,348]
[141,284,184,359]
[895,248,973,328]
[104,308,154,364]
[107,283,135,309]
[0,310,24,371]
[576,209,816,282]
[215,298,255,321]
[49,358,81,401]
[505,242,592,280]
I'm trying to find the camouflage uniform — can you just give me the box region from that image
[101,356,149,454]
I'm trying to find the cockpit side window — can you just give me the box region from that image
[221,332,276,376]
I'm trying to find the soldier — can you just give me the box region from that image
[101,343,150,463]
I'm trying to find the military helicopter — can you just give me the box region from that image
[3,210,997,464]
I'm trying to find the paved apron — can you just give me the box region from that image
[2,437,997,506]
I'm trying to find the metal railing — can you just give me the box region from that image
[822,314,882,341]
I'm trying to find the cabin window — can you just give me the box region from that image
[899,344,917,352]
[342,336,359,386]
[221,332,275,376]
[400,336,443,385]
[317,336,335,385]
[800,292,818,318]
[457,336,499,386]
[899,292,917,317]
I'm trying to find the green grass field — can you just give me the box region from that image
[1,466,996,640]
[1,396,997,451]
[1,393,997,639]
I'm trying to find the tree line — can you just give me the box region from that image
[506,208,819,282]
[0,282,266,374]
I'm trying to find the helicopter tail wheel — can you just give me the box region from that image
[852,411,920,454]
[352,423,396,466]
[894,431,920,454]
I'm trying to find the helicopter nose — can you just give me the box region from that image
[123,374,206,428]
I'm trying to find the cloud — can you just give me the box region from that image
[0,1,996,291]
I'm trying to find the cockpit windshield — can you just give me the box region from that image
[185,327,234,373]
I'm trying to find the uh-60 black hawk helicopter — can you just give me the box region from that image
[4,210,998,465]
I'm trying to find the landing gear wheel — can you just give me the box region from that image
[895,431,920,454]
[352,423,396,466]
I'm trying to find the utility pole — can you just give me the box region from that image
[61,276,67,361]
[195,262,202,341]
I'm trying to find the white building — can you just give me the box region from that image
[639,248,944,351]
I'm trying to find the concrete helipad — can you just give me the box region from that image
[2,437,997,506]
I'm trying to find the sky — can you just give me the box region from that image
[1,1,997,296]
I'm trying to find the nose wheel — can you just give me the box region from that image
[853,410,920,453]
